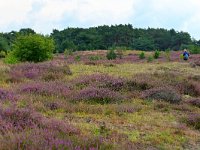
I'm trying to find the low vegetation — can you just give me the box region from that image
[0,50,200,149]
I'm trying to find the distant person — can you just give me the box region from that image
[183,49,190,61]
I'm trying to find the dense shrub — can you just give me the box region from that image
[188,44,200,54]
[4,51,19,64]
[154,50,160,59]
[147,55,154,62]
[139,52,145,59]
[0,51,6,58]
[184,113,200,130]
[141,87,182,104]
[8,34,54,63]
[106,49,117,60]
[72,87,124,104]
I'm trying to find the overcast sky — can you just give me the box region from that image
[0,0,200,40]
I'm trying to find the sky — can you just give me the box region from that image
[0,0,200,40]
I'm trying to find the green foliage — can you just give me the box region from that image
[64,49,73,58]
[75,55,81,61]
[180,54,184,59]
[165,49,171,61]
[89,55,102,61]
[51,25,193,51]
[106,49,117,60]
[10,34,55,63]
[4,51,19,64]
[0,36,9,52]
[139,52,145,59]
[154,50,160,59]
[147,55,154,62]
[188,44,200,54]
[0,51,6,58]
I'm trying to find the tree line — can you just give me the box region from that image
[1,24,200,54]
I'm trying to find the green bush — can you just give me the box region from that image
[139,52,145,59]
[106,49,117,60]
[4,51,19,64]
[188,45,200,54]
[147,55,154,62]
[165,49,171,61]
[89,55,102,61]
[7,34,55,63]
[64,49,73,58]
[154,50,160,59]
[75,55,81,61]
[115,47,127,59]
[0,51,6,58]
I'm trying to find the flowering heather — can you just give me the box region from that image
[178,81,200,96]
[125,73,160,91]
[0,105,79,133]
[188,98,200,108]
[0,88,18,101]
[0,106,42,132]
[0,128,108,150]
[9,61,72,82]
[141,87,182,104]
[20,82,72,97]
[74,73,124,91]
[72,87,124,104]
[185,113,200,130]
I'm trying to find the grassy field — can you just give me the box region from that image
[0,51,200,150]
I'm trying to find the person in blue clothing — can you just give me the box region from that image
[183,49,189,61]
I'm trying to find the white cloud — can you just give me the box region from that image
[73,0,136,25]
[0,0,200,39]
[31,0,136,32]
[0,0,33,26]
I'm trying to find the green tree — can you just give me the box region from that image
[139,51,145,59]
[9,34,55,63]
[154,50,160,59]
[106,49,117,60]
[0,36,9,53]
